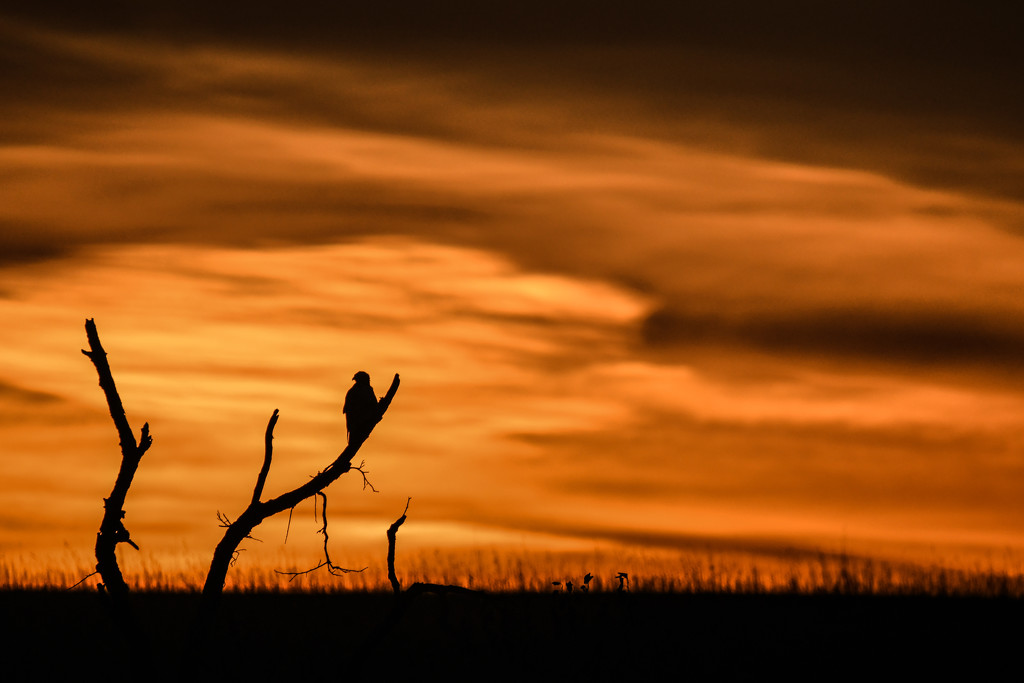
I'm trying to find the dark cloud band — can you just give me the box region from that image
[642,305,1024,369]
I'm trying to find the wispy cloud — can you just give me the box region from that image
[2,5,1024,576]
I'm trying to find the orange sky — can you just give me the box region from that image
[2,3,1024,586]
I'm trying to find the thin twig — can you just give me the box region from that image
[217,511,260,542]
[284,505,295,544]
[351,460,378,493]
[275,491,366,580]
[229,549,246,567]
[68,571,100,591]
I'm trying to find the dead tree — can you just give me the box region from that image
[196,373,400,632]
[387,498,411,593]
[354,499,481,677]
[81,319,153,650]
[80,319,403,654]
[384,499,478,598]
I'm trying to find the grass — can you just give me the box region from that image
[5,545,1024,597]
[3,586,1022,679]
[4,547,1024,679]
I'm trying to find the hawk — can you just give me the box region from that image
[344,371,379,444]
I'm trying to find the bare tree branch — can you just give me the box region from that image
[354,500,482,677]
[81,318,153,663]
[68,571,100,591]
[384,498,480,598]
[351,460,379,493]
[275,491,366,581]
[283,505,296,544]
[82,319,153,598]
[251,409,279,506]
[81,321,151,593]
[387,498,411,594]
[197,373,400,632]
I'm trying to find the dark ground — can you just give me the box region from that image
[1,589,1020,680]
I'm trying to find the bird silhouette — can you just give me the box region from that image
[344,371,379,444]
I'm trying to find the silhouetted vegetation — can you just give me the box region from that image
[80,318,154,662]
[4,587,1022,680]
[18,320,1020,678]
[78,319,401,649]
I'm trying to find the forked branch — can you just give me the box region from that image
[198,373,400,631]
[81,318,153,663]
[81,318,152,596]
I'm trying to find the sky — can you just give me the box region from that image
[2,2,1024,586]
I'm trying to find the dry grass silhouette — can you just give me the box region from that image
[6,546,1023,597]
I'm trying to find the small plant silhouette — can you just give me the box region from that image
[551,572,596,592]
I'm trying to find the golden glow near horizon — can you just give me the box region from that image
[3,13,1024,587]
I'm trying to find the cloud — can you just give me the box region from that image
[2,4,1022,207]
[0,239,651,554]
[0,380,62,404]
[495,407,1024,554]
[0,221,72,268]
[3,5,1024,570]
[2,79,1023,384]
[641,305,1024,371]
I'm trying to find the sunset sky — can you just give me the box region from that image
[2,3,1023,586]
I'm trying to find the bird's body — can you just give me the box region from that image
[344,371,379,444]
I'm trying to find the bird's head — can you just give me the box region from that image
[352,371,370,384]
